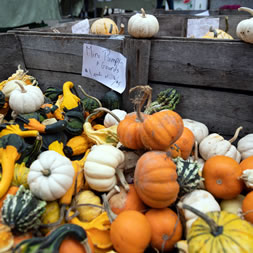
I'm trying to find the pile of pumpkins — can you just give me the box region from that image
[90,6,253,44]
[0,66,253,253]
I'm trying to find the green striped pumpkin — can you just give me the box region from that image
[1,185,46,233]
[173,157,203,197]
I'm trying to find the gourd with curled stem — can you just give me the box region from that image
[237,7,253,44]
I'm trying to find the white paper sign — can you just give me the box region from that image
[82,44,127,93]
[187,18,220,38]
[72,19,90,34]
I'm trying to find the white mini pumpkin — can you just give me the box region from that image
[236,7,253,44]
[103,109,127,128]
[9,81,44,114]
[27,150,75,201]
[128,8,159,38]
[178,189,220,232]
[1,80,27,98]
[183,119,209,144]
[237,134,253,160]
[199,127,242,163]
[84,144,128,192]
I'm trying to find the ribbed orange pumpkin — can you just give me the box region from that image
[110,210,152,253]
[242,191,253,224]
[203,155,243,199]
[169,127,195,159]
[145,208,183,252]
[108,184,146,214]
[134,151,179,208]
[140,110,184,150]
[117,112,146,150]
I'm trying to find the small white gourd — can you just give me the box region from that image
[236,7,253,44]
[220,194,245,217]
[183,119,209,144]
[28,150,75,201]
[178,189,220,232]
[237,134,253,160]
[84,144,129,192]
[103,109,127,128]
[1,80,27,98]
[199,126,242,163]
[128,8,159,38]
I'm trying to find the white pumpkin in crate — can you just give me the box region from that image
[183,119,209,144]
[199,127,242,163]
[104,109,127,128]
[128,8,159,38]
[237,134,253,160]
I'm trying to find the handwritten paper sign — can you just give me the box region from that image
[82,44,127,93]
[72,19,90,34]
[187,18,220,38]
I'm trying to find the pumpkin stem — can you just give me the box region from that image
[119,23,125,35]
[116,165,130,192]
[102,194,117,223]
[238,7,253,16]
[193,141,199,161]
[225,16,229,33]
[106,185,121,200]
[80,238,92,253]
[14,80,26,93]
[78,85,102,108]
[42,169,51,176]
[229,126,243,143]
[93,107,121,123]
[178,203,223,237]
[129,85,152,122]
[209,26,218,38]
[141,8,146,18]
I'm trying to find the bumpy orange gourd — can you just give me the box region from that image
[134,151,179,208]
[169,127,195,159]
[117,112,146,150]
[203,155,243,199]
[145,208,182,252]
[110,210,152,253]
[108,184,146,214]
[140,110,184,151]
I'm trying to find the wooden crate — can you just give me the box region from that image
[1,31,253,139]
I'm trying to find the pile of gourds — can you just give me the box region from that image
[1,66,253,253]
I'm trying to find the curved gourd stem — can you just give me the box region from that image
[129,85,152,122]
[141,8,146,18]
[78,85,102,107]
[93,107,121,123]
[229,126,243,143]
[238,7,253,16]
[116,164,130,192]
[225,16,229,33]
[106,185,121,200]
[178,203,223,236]
[15,80,27,93]
[209,26,218,38]
[119,23,125,35]
[102,193,117,223]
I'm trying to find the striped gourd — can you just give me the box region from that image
[173,157,203,197]
[1,185,46,233]
[181,204,253,253]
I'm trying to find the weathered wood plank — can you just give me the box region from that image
[122,37,151,111]
[13,32,124,74]
[137,83,253,138]
[149,38,253,91]
[29,69,110,100]
[0,34,25,81]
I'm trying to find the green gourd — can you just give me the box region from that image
[13,224,92,253]
[101,90,122,110]
[173,157,203,197]
[64,110,85,136]
[1,185,46,233]
[44,86,63,103]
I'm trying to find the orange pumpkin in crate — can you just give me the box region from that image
[134,151,179,208]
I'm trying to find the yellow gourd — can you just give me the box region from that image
[75,190,102,222]
[12,162,30,188]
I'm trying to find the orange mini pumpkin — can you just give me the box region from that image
[240,156,253,189]
[117,112,146,150]
[242,191,253,224]
[140,110,184,151]
[145,208,183,252]
[203,155,243,199]
[134,151,179,208]
[110,210,152,253]
[108,184,146,214]
[169,127,195,159]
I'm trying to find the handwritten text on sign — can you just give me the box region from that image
[82,43,127,93]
